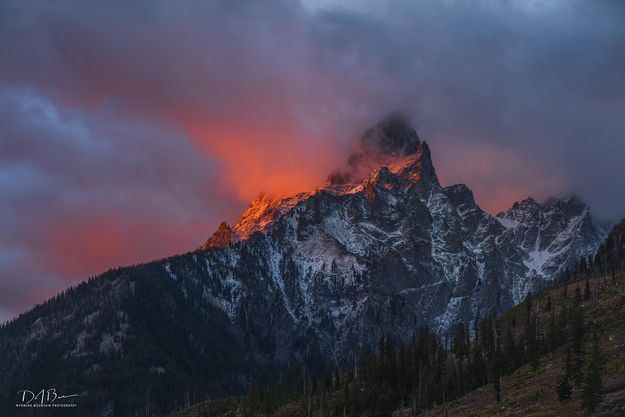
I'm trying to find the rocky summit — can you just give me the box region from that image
[0,115,610,417]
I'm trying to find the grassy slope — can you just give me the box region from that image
[169,273,625,417]
[422,273,625,417]
[420,274,625,417]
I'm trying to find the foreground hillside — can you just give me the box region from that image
[422,275,625,417]
[168,270,625,417]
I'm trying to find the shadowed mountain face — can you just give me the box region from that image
[593,217,625,274]
[0,116,610,417]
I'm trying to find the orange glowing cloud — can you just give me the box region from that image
[42,215,208,279]
[182,118,344,201]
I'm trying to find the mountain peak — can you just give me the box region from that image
[328,113,434,186]
[200,222,237,249]
[542,193,585,209]
[445,183,477,207]
[520,196,539,206]
[383,140,438,185]
[361,112,421,157]
[203,114,440,248]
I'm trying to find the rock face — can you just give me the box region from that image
[0,115,610,416]
[495,195,611,286]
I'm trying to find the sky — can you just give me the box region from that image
[1,0,624,323]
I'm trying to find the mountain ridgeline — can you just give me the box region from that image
[0,115,611,416]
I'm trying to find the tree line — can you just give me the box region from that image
[244,276,614,416]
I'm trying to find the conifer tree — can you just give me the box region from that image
[547,312,559,352]
[555,374,572,401]
[504,324,517,373]
[568,288,585,385]
[523,297,540,370]
[490,343,503,403]
[581,331,604,412]
[472,342,485,387]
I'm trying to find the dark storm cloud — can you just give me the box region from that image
[0,0,624,321]
[310,0,625,216]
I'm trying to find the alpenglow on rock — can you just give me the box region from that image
[0,114,610,417]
